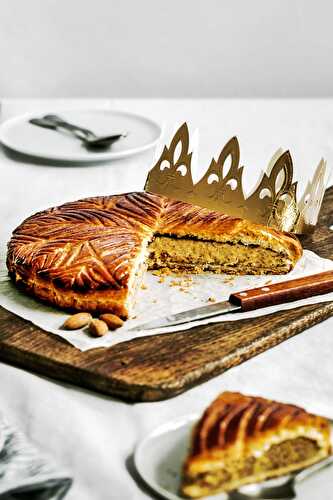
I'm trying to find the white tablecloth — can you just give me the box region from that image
[1,98,333,499]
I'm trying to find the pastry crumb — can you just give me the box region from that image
[207,296,216,303]
[152,268,173,276]
[170,277,193,289]
[158,276,165,283]
[141,283,148,290]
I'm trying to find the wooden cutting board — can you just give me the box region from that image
[1,188,333,402]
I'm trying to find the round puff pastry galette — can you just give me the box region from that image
[7,192,302,318]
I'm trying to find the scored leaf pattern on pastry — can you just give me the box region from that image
[7,192,165,290]
[191,392,326,456]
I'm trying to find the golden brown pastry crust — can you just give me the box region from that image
[7,192,302,316]
[159,198,302,261]
[7,192,164,317]
[182,392,331,497]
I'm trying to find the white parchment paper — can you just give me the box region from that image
[1,249,333,352]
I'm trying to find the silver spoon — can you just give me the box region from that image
[29,114,127,150]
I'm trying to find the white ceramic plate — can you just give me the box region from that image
[0,108,162,163]
[134,414,333,500]
[134,414,200,500]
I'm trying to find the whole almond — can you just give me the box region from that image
[62,312,92,330]
[100,314,124,330]
[89,319,109,337]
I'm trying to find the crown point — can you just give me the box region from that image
[145,125,327,234]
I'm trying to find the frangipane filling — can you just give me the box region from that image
[148,234,291,275]
[183,437,321,495]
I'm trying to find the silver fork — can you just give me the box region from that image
[29,114,127,150]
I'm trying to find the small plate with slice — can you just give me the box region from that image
[134,414,333,500]
[134,414,198,500]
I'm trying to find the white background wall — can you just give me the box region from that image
[1,0,333,97]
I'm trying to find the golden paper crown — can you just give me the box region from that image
[145,123,327,234]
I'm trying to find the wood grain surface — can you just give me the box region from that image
[1,187,333,402]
